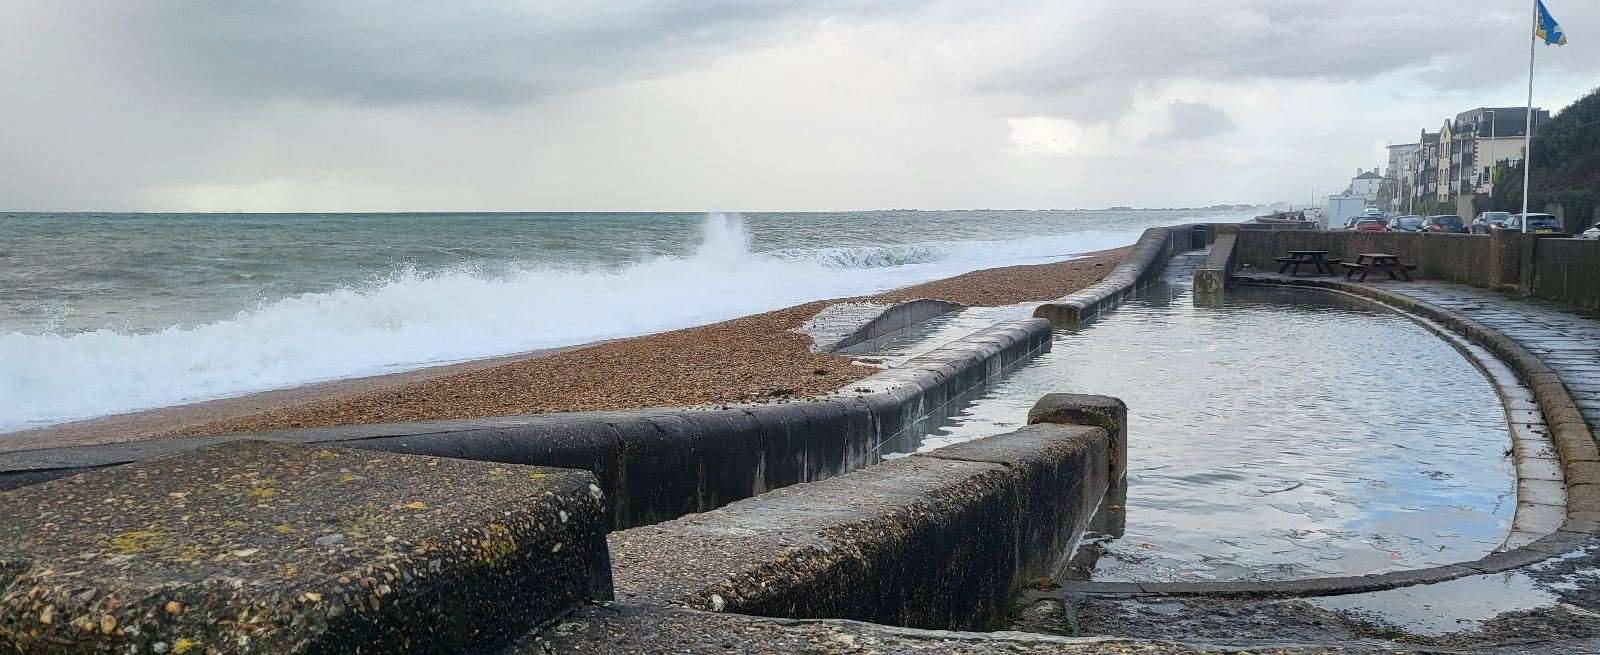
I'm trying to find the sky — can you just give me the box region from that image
[3,0,1598,212]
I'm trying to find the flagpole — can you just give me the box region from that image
[1521,0,1536,231]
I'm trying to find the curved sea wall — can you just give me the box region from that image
[1034,223,1213,327]
[798,298,966,353]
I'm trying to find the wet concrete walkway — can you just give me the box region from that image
[1388,282,1600,435]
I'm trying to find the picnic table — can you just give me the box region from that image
[1273,250,1341,277]
[1341,253,1415,282]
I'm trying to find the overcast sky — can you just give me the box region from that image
[3,1,1597,212]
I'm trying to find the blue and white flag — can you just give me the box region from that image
[1536,0,1568,46]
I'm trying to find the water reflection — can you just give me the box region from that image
[879,283,1515,582]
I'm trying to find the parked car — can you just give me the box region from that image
[1580,222,1599,240]
[1420,215,1467,233]
[1385,215,1424,232]
[1500,213,1564,234]
[1354,218,1389,232]
[1472,211,1512,234]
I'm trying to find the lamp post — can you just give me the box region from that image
[1486,109,1496,210]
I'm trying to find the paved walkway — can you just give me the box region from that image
[1389,282,1600,432]
[1161,248,1209,284]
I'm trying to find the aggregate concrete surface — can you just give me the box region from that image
[0,440,609,653]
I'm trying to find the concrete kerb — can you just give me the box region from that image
[1045,274,1600,601]
[1027,393,1128,483]
[0,318,1053,534]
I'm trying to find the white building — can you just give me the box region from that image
[1346,169,1383,201]
[1385,143,1420,210]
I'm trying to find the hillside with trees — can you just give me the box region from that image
[1491,87,1600,230]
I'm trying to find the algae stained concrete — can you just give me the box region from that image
[0,440,610,654]
[607,421,1112,631]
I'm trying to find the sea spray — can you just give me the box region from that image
[0,212,1153,431]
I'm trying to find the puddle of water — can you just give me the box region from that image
[872,282,1516,582]
[866,304,1037,367]
[1309,546,1599,636]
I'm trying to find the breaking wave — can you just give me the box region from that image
[0,213,1138,431]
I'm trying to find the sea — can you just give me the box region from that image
[0,209,1253,432]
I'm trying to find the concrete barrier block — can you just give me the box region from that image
[922,423,1110,578]
[610,455,1018,630]
[609,418,1116,631]
[1027,394,1128,481]
[1194,268,1225,294]
[0,441,610,654]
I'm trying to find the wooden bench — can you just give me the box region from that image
[1348,254,1416,282]
[1275,251,1336,277]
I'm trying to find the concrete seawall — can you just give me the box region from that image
[1233,230,1493,287]
[1232,229,1600,312]
[800,298,966,353]
[1,318,1052,532]
[606,394,1124,632]
[0,394,1127,653]
[1193,232,1237,296]
[1533,237,1600,311]
[1034,224,1213,327]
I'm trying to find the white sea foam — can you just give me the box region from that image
[0,213,1139,431]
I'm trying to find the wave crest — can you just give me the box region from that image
[0,214,1140,431]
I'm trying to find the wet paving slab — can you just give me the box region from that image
[1014,539,1600,650]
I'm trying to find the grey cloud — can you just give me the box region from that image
[1153,101,1236,142]
[108,1,883,106]
[967,0,1600,102]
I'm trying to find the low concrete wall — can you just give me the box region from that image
[607,394,1120,631]
[1194,233,1237,295]
[1034,224,1213,327]
[1233,231,1494,287]
[1532,238,1600,311]
[1239,219,1317,231]
[0,441,611,654]
[1,319,1052,533]
[806,297,953,352]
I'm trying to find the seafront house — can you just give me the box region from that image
[1346,169,1383,202]
[1382,143,1420,211]
[1389,107,1547,210]
[1432,107,1549,202]
[1409,130,1442,207]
